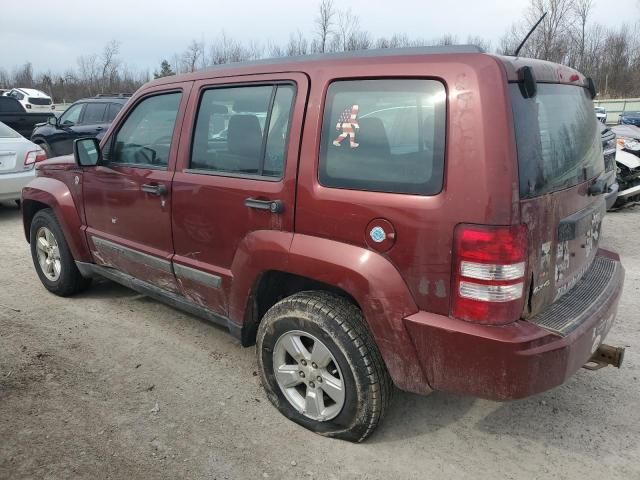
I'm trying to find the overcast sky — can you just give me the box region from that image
[1,0,638,74]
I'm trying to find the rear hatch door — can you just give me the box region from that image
[510,83,606,316]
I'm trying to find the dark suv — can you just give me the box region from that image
[31,94,130,158]
[22,47,625,442]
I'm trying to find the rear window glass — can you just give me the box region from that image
[0,122,20,138]
[29,97,51,105]
[510,84,603,198]
[82,103,107,124]
[319,79,446,195]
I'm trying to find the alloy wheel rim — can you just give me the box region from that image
[272,330,345,422]
[35,227,61,281]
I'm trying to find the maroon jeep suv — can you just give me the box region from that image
[22,46,625,442]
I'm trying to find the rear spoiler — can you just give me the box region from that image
[516,65,597,100]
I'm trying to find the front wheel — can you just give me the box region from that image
[256,291,392,442]
[39,142,54,159]
[30,209,91,296]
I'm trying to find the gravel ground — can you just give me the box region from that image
[0,201,638,480]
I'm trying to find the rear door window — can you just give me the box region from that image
[190,84,295,178]
[82,102,107,124]
[319,79,446,195]
[105,103,124,122]
[510,84,603,198]
[82,103,107,125]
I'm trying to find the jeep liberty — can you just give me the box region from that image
[22,46,625,442]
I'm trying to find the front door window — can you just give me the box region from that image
[111,93,182,168]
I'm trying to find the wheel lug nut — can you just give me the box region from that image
[317,376,322,382]
[299,371,305,378]
[300,360,307,366]
[311,362,317,368]
[309,381,315,388]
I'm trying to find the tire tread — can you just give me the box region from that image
[259,290,393,442]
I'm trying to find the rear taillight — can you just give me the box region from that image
[24,149,47,168]
[451,224,528,325]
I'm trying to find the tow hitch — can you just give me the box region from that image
[583,344,625,370]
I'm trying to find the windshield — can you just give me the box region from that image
[0,121,21,138]
[510,84,603,199]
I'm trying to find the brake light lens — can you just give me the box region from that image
[24,149,47,168]
[451,224,528,325]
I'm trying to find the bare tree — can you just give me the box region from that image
[434,34,459,46]
[466,35,491,52]
[182,40,205,72]
[335,9,360,51]
[0,68,10,88]
[286,31,309,56]
[100,40,121,92]
[347,30,371,51]
[315,0,336,53]
[12,63,34,87]
[572,0,594,70]
[266,40,285,58]
[207,33,262,65]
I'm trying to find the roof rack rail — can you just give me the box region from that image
[94,93,133,98]
[197,44,485,74]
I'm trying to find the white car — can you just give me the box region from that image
[4,88,55,112]
[0,121,45,204]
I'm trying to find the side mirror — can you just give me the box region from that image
[74,138,101,167]
[48,116,58,127]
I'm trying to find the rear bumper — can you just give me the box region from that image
[0,169,35,202]
[403,249,625,401]
[605,181,619,210]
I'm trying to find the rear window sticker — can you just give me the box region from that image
[333,104,360,148]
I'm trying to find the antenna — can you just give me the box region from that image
[514,12,547,57]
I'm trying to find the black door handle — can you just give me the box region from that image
[244,198,284,213]
[141,183,168,196]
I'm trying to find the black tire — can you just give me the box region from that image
[256,291,393,442]
[39,142,54,159]
[30,209,91,296]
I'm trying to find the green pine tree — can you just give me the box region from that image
[154,60,175,79]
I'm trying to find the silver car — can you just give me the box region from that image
[0,121,45,204]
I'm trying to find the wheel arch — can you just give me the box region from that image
[22,177,91,262]
[230,231,432,394]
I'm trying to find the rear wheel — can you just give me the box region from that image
[29,209,91,296]
[256,291,392,442]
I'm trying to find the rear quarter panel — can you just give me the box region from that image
[295,54,520,316]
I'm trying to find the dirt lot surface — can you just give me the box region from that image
[0,202,639,480]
